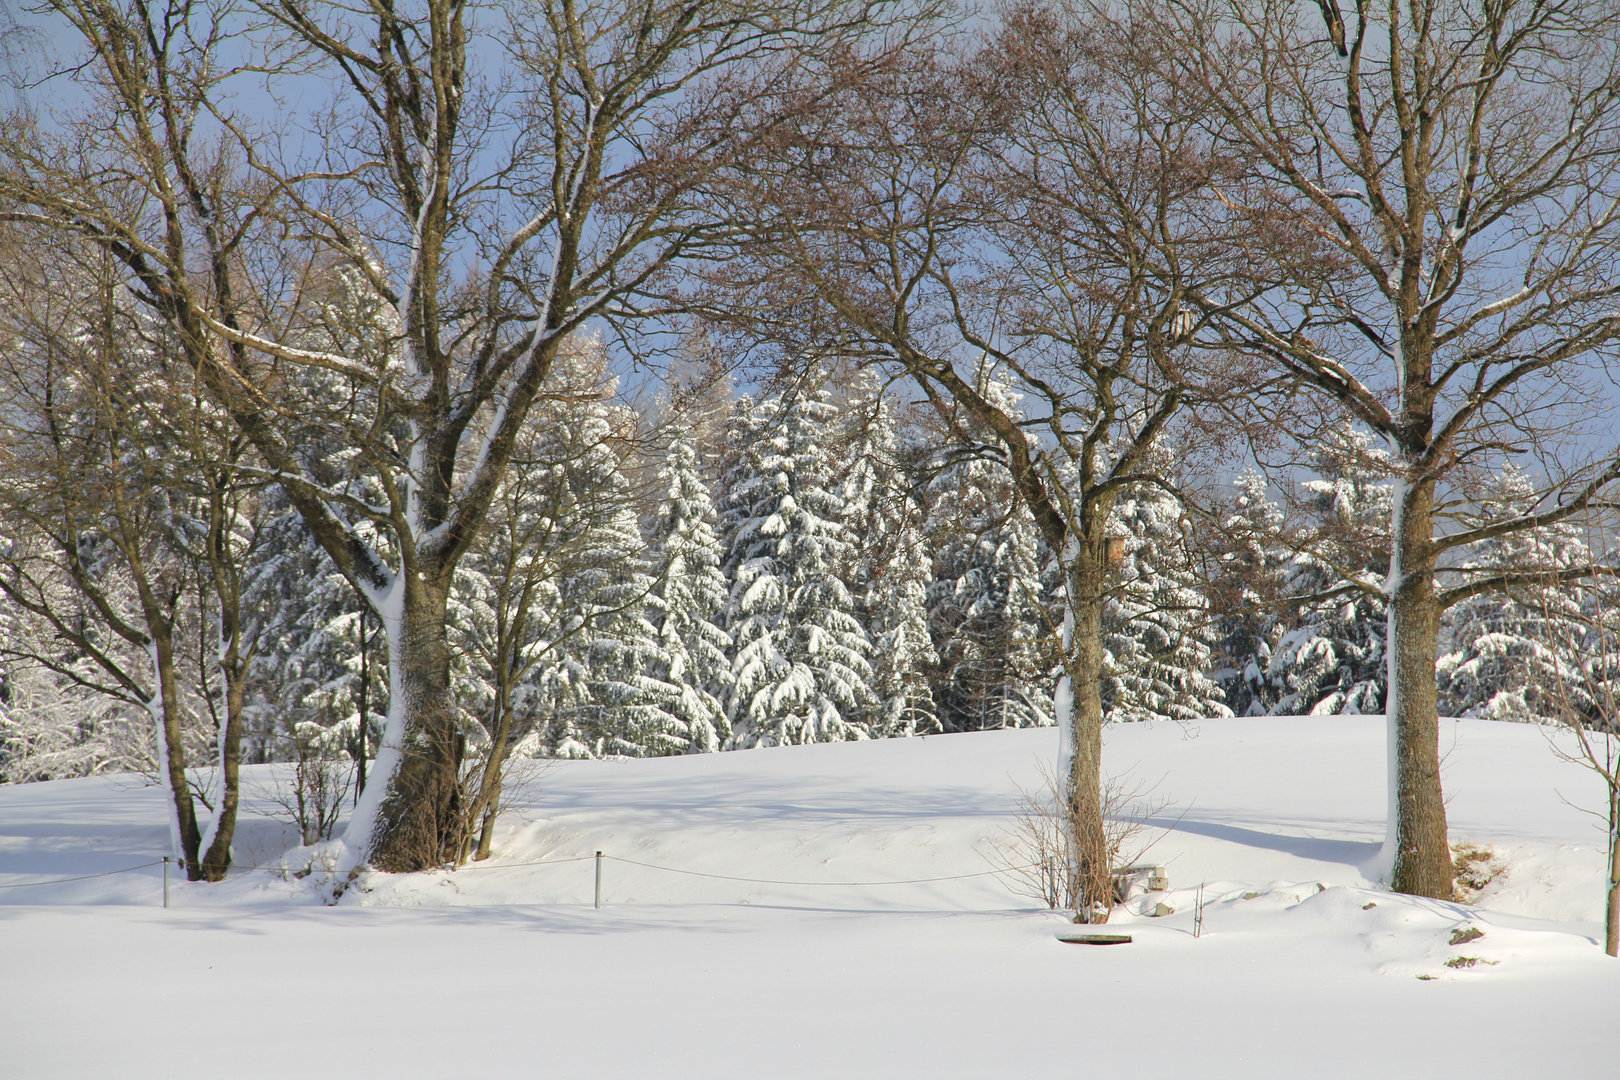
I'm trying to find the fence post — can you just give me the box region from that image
[594,851,603,909]
[162,856,170,909]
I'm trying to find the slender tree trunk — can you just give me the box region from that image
[1386,478,1453,899]
[1606,775,1619,957]
[150,628,203,880]
[198,651,246,882]
[1062,546,1111,921]
[365,571,464,872]
[355,604,369,802]
[470,696,517,863]
[460,653,517,864]
[474,802,502,863]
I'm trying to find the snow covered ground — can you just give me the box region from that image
[3,715,1617,1077]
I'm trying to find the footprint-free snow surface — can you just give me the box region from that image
[3,715,1617,1077]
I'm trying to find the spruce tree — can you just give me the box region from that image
[1101,467,1231,723]
[838,374,938,736]
[922,376,1054,732]
[646,440,733,752]
[719,387,875,746]
[525,353,678,758]
[242,259,397,769]
[1265,424,1391,715]
[1208,472,1292,717]
[866,522,940,738]
[1437,466,1595,722]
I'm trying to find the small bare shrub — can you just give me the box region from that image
[260,719,352,846]
[455,751,555,864]
[991,762,1171,920]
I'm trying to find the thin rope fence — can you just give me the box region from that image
[602,854,1027,886]
[0,855,596,889]
[0,853,1033,890]
[0,861,166,889]
[220,854,601,878]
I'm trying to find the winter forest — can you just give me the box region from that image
[1,0,1619,922]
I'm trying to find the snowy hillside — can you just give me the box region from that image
[4,716,1618,1077]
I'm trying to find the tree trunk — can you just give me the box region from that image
[1062,547,1111,921]
[1606,777,1618,958]
[469,696,517,863]
[150,628,203,881]
[198,650,246,882]
[473,778,503,863]
[364,571,464,872]
[1386,479,1453,899]
[354,603,370,802]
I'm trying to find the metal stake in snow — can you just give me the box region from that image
[162,856,169,909]
[594,851,603,909]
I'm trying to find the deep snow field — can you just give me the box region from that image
[3,714,1618,1078]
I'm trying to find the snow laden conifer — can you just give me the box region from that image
[838,373,938,736]
[1208,472,1293,717]
[1266,424,1391,715]
[242,256,400,769]
[0,576,140,782]
[247,504,367,760]
[718,387,875,747]
[864,520,940,737]
[1100,457,1231,723]
[646,440,733,752]
[243,450,391,773]
[526,352,679,759]
[573,499,683,759]
[1436,467,1595,722]
[922,377,1054,732]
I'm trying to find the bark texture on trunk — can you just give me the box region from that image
[151,627,204,881]
[368,572,464,872]
[199,655,246,882]
[1388,480,1452,899]
[1065,550,1111,921]
[469,697,516,863]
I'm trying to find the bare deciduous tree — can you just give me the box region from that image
[0,234,252,881]
[1,0,911,872]
[698,8,1260,918]
[1123,0,1620,897]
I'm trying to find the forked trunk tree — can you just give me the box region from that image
[2,0,908,872]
